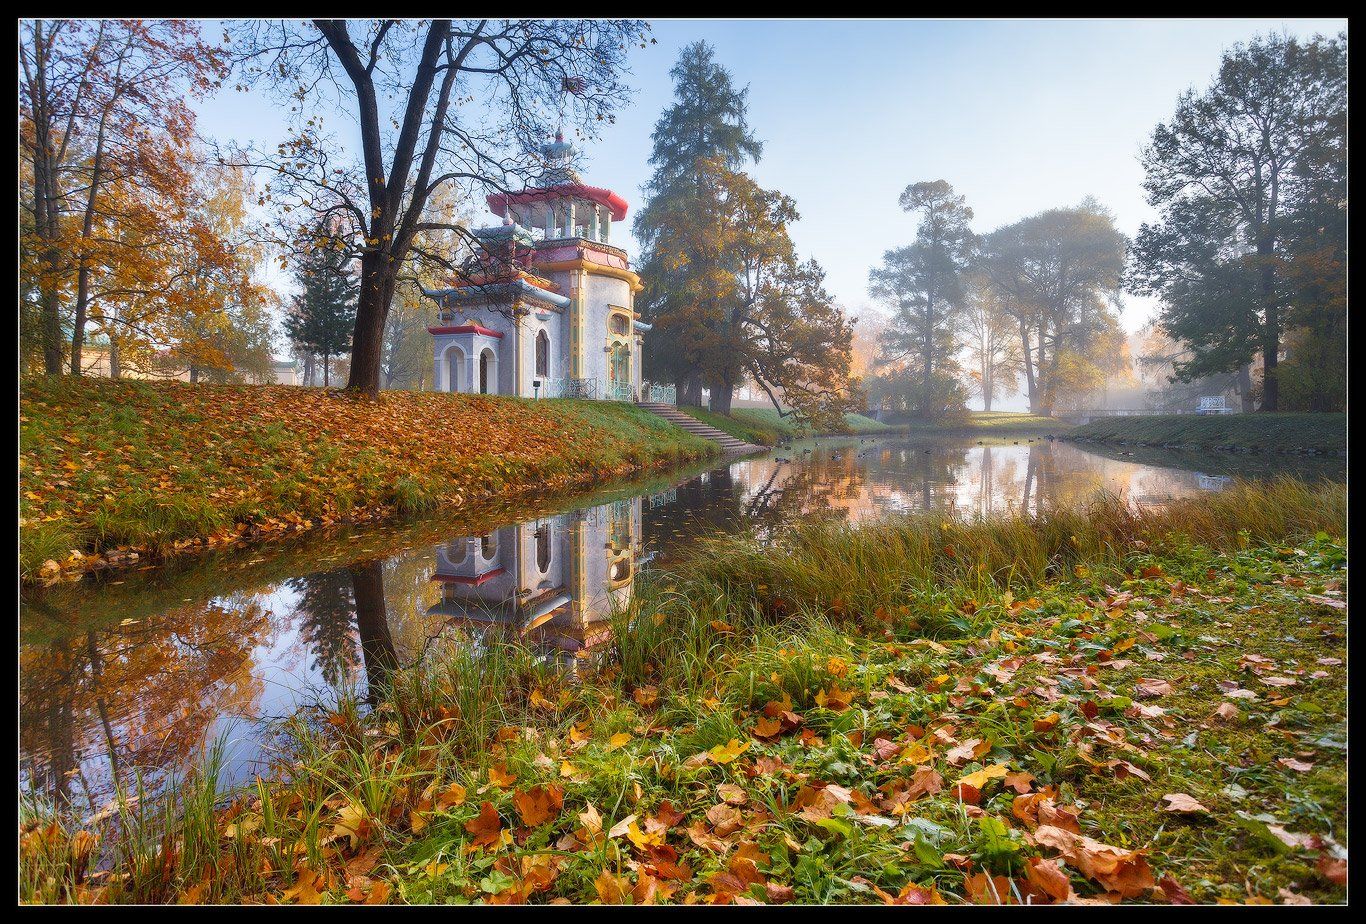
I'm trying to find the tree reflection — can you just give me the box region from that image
[349,560,398,705]
[18,596,270,809]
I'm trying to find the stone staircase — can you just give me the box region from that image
[636,402,768,456]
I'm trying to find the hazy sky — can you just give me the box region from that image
[197,17,1346,338]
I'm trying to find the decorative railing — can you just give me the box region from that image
[542,377,597,399]
[538,378,643,403]
[606,380,636,403]
[644,383,676,405]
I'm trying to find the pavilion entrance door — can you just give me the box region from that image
[609,344,631,402]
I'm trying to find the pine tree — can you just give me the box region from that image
[285,230,357,388]
[635,41,763,406]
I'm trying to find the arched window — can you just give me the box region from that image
[535,525,551,573]
[535,330,550,378]
[609,313,629,337]
[480,533,497,560]
[479,351,490,394]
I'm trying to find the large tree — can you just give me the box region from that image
[1126,31,1346,412]
[227,19,649,397]
[85,155,276,383]
[19,19,226,375]
[981,201,1126,416]
[869,180,976,419]
[645,156,855,423]
[635,41,764,407]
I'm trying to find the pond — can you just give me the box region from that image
[19,434,1343,816]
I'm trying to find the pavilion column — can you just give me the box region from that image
[567,201,577,239]
[590,205,601,242]
[602,211,611,244]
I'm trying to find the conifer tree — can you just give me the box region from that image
[285,228,357,388]
[635,41,763,406]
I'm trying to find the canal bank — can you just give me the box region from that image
[1064,412,1346,455]
[20,477,1347,905]
[20,377,718,582]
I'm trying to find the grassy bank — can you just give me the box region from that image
[677,406,895,446]
[20,479,1346,905]
[19,377,715,581]
[1067,413,1345,455]
[902,411,1071,438]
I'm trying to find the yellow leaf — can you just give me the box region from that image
[956,763,1010,791]
[708,738,750,764]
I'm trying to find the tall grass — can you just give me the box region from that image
[670,477,1344,633]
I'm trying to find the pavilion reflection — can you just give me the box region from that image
[425,497,642,672]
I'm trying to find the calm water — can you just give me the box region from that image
[19,435,1342,814]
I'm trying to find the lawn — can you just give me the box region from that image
[20,478,1346,905]
[677,406,895,445]
[1067,413,1345,455]
[19,377,715,580]
[901,412,1072,437]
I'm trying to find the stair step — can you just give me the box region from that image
[634,402,765,456]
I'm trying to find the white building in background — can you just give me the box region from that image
[424,132,667,403]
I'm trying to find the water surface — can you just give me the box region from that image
[20,435,1342,814]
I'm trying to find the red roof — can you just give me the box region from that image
[488,183,629,222]
[432,567,506,586]
[426,324,503,338]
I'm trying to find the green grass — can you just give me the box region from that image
[733,406,895,439]
[676,406,895,445]
[20,478,1346,905]
[900,411,1071,437]
[20,377,715,580]
[1067,413,1345,454]
[674,406,785,446]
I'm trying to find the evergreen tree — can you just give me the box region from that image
[285,228,357,387]
[635,41,763,406]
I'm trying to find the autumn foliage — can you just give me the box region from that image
[19,377,713,579]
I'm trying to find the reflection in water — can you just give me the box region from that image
[426,498,641,672]
[19,437,1342,810]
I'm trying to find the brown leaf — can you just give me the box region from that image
[1160,793,1209,815]
[1033,825,1155,898]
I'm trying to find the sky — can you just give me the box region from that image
[195,17,1346,344]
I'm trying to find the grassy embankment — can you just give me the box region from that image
[901,411,1072,438]
[1067,413,1345,455]
[677,406,895,446]
[20,478,1346,905]
[19,377,715,581]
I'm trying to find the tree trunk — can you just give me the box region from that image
[26,23,67,376]
[1018,322,1039,415]
[349,560,397,706]
[1237,363,1254,413]
[680,367,703,407]
[323,351,330,388]
[709,379,733,416]
[1258,241,1280,412]
[345,256,395,397]
[922,293,934,418]
[69,95,110,377]
[108,339,120,379]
